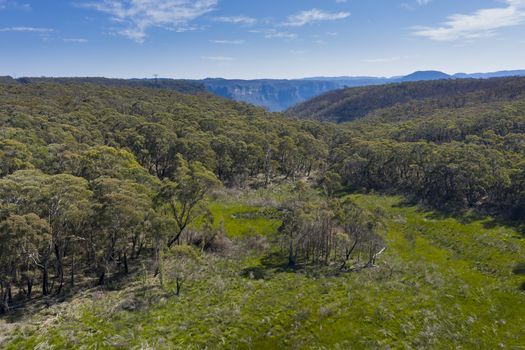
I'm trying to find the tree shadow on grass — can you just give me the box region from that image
[512,262,525,291]
[482,217,525,238]
[391,196,420,209]
[240,251,304,280]
[240,250,350,280]
[0,266,145,323]
[1,292,75,323]
[520,281,525,291]
[419,208,525,239]
[423,207,485,224]
[342,189,525,235]
[374,190,525,237]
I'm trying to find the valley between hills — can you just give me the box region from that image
[1,76,525,349]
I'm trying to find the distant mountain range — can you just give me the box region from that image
[3,70,525,112]
[200,70,525,111]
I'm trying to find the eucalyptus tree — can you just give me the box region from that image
[155,155,220,247]
[42,174,94,293]
[92,177,152,284]
[0,170,93,294]
[0,139,34,177]
[0,213,51,311]
[123,122,179,179]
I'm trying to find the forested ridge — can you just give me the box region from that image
[287,76,525,122]
[0,76,206,94]
[1,79,525,348]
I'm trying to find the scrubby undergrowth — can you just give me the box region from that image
[3,193,524,349]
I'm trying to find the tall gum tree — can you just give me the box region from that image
[155,155,220,248]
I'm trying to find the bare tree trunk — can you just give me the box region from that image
[98,270,105,286]
[136,244,143,259]
[340,239,359,270]
[175,278,181,296]
[167,226,186,248]
[1,282,10,314]
[7,284,12,304]
[70,252,75,288]
[55,243,64,294]
[0,283,5,314]
[131,236,138,259]
[123,252,129,274]
[365,247,386,268]
[158,250,164,288]
[26,277,33,299]
[288,239,296,267]
[42,261,49,296]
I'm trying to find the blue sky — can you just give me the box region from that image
[0,0,524,79]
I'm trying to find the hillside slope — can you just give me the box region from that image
[286,77,525,123]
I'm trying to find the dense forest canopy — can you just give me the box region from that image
[0,81,332,184]
[0,81,342,313]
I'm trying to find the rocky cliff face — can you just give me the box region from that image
[201,73,449,112]
[203,78,388,111]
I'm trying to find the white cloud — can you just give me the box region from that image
[63,38,88,43]
[402,0,432,11]
[0,1,31,10]
[283,8,350,27]
[256,29,297,40]
[201,56,235,61]
[266,32,296,39]
[173,24,206,32]
[210,39,245,44]
[213,16,256,25]
[82,0,218,42]
[0,26,53,32]
[414,0,525,41]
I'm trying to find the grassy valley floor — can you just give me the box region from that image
[3,194,525,349]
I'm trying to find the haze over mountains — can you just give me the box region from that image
[3,69,525,113]
[202,70,525,111]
